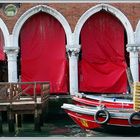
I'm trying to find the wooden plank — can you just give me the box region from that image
[134,86,140,89]
[134,88,140,91]
[134,95,140,97]
[133,103,139,105]
[135,82,140,85]
[134,106,140,108]
[134,92,140,94]
[13,110,37,114]
[126,67,133,93]
[134,95,140,98]
[133,82,140,111]
[134,87,140,90]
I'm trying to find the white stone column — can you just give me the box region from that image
[5,48,19,82]
[67,45,80,95]
[127,44,140,82]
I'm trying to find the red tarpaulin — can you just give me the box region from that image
[20,12,68,94]
[79,11,127,93]
[0,29,5,60]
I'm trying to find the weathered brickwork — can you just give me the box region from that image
[0,3,140,33]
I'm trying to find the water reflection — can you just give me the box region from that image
[0,115,140,137]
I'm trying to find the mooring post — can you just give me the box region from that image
[8,107,15,132]
[15,114,22,128]
[40,113,44,126]
[0,112,3,134]
[34,105,41,131]
[17,114,22,128]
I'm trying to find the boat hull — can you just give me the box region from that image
[61,103,140,133]
[73,95,133,109]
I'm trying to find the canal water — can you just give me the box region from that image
[1,114,140,137]
[1,97,140,137]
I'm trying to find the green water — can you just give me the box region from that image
[1,115,140,137]
[0,115,102,137]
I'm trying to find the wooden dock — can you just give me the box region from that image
[0,82,50,133]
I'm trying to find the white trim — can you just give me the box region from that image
[0,18,9,47]
[74,3,134,45]
[135,20,140,45]
[135,20,140,82]
[67,45,80,94]
[12,5,72,47]
[6,49,18,82]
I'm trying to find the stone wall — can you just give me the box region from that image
[0,3,140,33]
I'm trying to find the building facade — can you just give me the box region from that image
[0,1,140,95]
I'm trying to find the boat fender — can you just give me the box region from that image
[94,109,110,125]
[128,112,140,128]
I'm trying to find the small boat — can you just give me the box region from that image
[73,93,133,109]
[72,68,134,110]
[62,82,140,134]
[61,103,140,132]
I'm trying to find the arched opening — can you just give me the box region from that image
[0,28,8,82]
[79,11,129,94]
[18,12,69,94]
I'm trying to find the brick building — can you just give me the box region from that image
[0,1,140,95]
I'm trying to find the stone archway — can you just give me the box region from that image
[0,18,9,47]
[12,5,72,47]
[74,4,134,45]
[71,4,137,93]
[0,18,9,82]
[6,5,72,85]
[12,5,72,94]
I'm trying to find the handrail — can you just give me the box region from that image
[0,82,50,104]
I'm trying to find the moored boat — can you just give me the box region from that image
[73,93,133,109]
[61,82,140,134]
[61,103,140,132]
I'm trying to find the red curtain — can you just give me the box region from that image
[0,29,5,60]
[20,12,68,94]
[79,11,127,94]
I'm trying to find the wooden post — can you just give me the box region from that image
[17,114,22,128]
[126,67,134,93]
[8,108,15,132]
[0,112,3,134]
[34,105,41,131]
[15,114,22,128]
[40,113,44,126]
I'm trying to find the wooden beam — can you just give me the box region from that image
[126,67,134,93]
[34,105,41,132]
[8,109,15,132]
